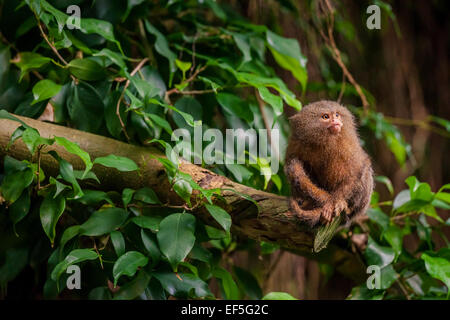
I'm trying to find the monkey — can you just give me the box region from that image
[284,100,373,226]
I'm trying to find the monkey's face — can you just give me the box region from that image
[289,101,356,144]
[320,111,343,134]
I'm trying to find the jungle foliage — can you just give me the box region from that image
[0,0,449,300]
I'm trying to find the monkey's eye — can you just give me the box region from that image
[322,114,329,120]
[335,113,340,117]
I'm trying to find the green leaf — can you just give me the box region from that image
[122,188,135,208]
[31,79,62,105]
[145,21,177,78]
[112,251,149,286]
[40,0,68,32]
[172,96,202,129]
[392,189,411,210]
[175,59,192,78]
[367,207,390,231]
[231,32,252,65]
[436,192,450,204]
[94,48,127,70]
[152,272,212,299]
[257,86,283,116]
[50,177,70,198]
[421,252,450,289]
[382,225,405,257]
[68,59,106,81]
[48,151,83,199]
[79,207,129,236]
[217,93,253,122]
[189,244,212,263]
[131,216,161,232]
[141,229,161,267]
[149,98,195,127]
[144,113,173,135]
[22,127,54,154]
[266,30,307,90]
[380,264,399,290]
[133,187,160,204]
[233,266,263,299]
[157,213,196,271]
[77,190,112,206]
[0,167,34,204]
[9,189,31,228]
[55,137,92,176]
[66,81,105,133]
[213,267,240,300]
[12,52,51,81]
[365,236,395,268]
[60,225,80,249]
[173,179,192,206]
[40,191,66,245]
[205,204,232,233]
[51,249,98,282]
[93,154,139,172]
[231,70,301,110]
[262,292,297,300]
[110,231,126,257]
[113,270,150,300]
[79,18,123,54]
[375,176,394,196]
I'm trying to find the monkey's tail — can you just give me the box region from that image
[313,212,345,252]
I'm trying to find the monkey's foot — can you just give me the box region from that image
[334,199,350,215]
[289,198,321,226]
[321,200,349,224]
[321,203,335,224]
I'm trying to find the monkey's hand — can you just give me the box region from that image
[334,199,349,215]
[320,199,349,224]
[286,159,330,204]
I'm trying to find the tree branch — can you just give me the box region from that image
[0,115,366,283]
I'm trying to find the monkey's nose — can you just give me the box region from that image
[328,122,341,133]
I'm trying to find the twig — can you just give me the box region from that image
[255,89,280,166]
[262,250,285,291]
[190,34,199,77]
[137,19,155,63]
[116,58,149,142]
[36,146,42,190]
[165,65,208,102]
[384,116,450,138]
[337,73,346,103]
[92,238,104,270]
[396,278,411,300]
[36,21,68,66]
[390,211,417,221]
[319,0,370,112]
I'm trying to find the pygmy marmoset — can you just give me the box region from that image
[285,100,373,226]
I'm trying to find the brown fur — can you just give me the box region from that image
[285,100,373,226]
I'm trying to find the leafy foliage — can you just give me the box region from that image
[0,0,448,301]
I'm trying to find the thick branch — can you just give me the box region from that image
[0,115,366,283]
